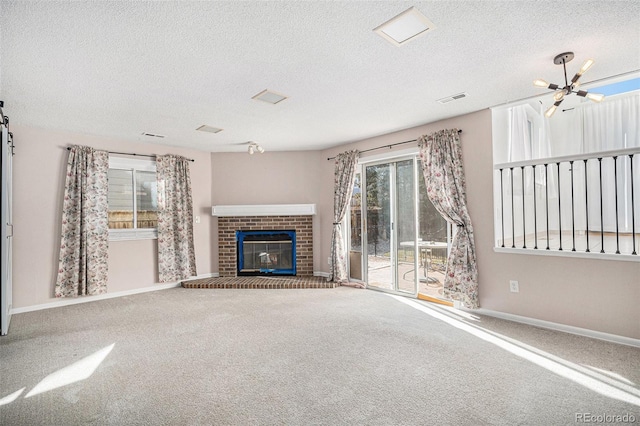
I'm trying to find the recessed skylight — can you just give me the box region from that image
[252,89,288,105]
[374,7,436,46]
[196,125,224,134]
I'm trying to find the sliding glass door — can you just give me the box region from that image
[363,159,417,295]
[395,160,417,293]
[364,163,393,289]
[359,156,451,301]
[417,159,450,300]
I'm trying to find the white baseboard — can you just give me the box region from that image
[313,271,330,278]
[183,272,219,281]
[469,308,640,348]
[11,272,220,315]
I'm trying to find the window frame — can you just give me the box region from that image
[108,156,158,241]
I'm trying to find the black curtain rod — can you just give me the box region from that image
[326,129,462,161]
[66,147,195,162]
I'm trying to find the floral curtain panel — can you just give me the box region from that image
[330,149,359,284]
[55,145,109,297]
[419,129,479,308]
[157,154,196,282]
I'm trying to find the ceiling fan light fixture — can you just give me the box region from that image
[553,90,565,102]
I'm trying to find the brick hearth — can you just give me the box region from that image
[218,215,313,277]
[182,275,333,289]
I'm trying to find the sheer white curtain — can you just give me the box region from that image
[506,104,555,240]
[581,93,640,232]
[509,103,554,182]
[582,93,640,153]
[508,105,532,163]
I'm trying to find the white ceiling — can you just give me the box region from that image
[1,1,639,153]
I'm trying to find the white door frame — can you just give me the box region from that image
[1,121,13,335]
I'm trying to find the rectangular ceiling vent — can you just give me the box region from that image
[252,89,288,105]
[141,132,165,139]
[196,125,223,134]
[437,92,468,104]
[374,7,436,46]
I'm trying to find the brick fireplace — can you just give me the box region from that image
[213,205,315,278]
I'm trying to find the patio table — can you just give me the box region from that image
[399,240,448,283]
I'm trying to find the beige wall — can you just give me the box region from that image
[210,151,326,272]
[12,125,213,308]
[320,109,640,339]
[12,111,640,339]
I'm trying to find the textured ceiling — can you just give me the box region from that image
[1,1,639,153]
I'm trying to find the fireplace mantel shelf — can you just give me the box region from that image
[211,204,316,217]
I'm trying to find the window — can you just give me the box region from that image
[108,156,157,240]
[492,76,640,257]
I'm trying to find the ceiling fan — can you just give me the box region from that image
[533,52,605,117]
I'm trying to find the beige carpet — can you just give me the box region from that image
[1,287,638,425]
[182,275,336,289]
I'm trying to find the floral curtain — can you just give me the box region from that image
[330,149,359,284]
[55,145,109,297]
[157,154,196,282]
[419,129,479,308]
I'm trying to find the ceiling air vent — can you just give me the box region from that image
[374,7,436,47]
[196,125,223,134]
[437,92,468,104]
[252,89,288,105]
[141,132,165,139]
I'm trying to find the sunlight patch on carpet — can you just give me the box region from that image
[25,343,115,398]
[389,295,640,407]
[0,388,25,406]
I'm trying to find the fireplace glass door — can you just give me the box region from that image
[237,230,296,276]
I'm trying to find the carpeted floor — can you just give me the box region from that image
[1,287,638,425]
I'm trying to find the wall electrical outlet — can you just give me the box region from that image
[194,216,201,224]
[509,280,519,293]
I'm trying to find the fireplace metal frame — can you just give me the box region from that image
[236,230,297,276]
